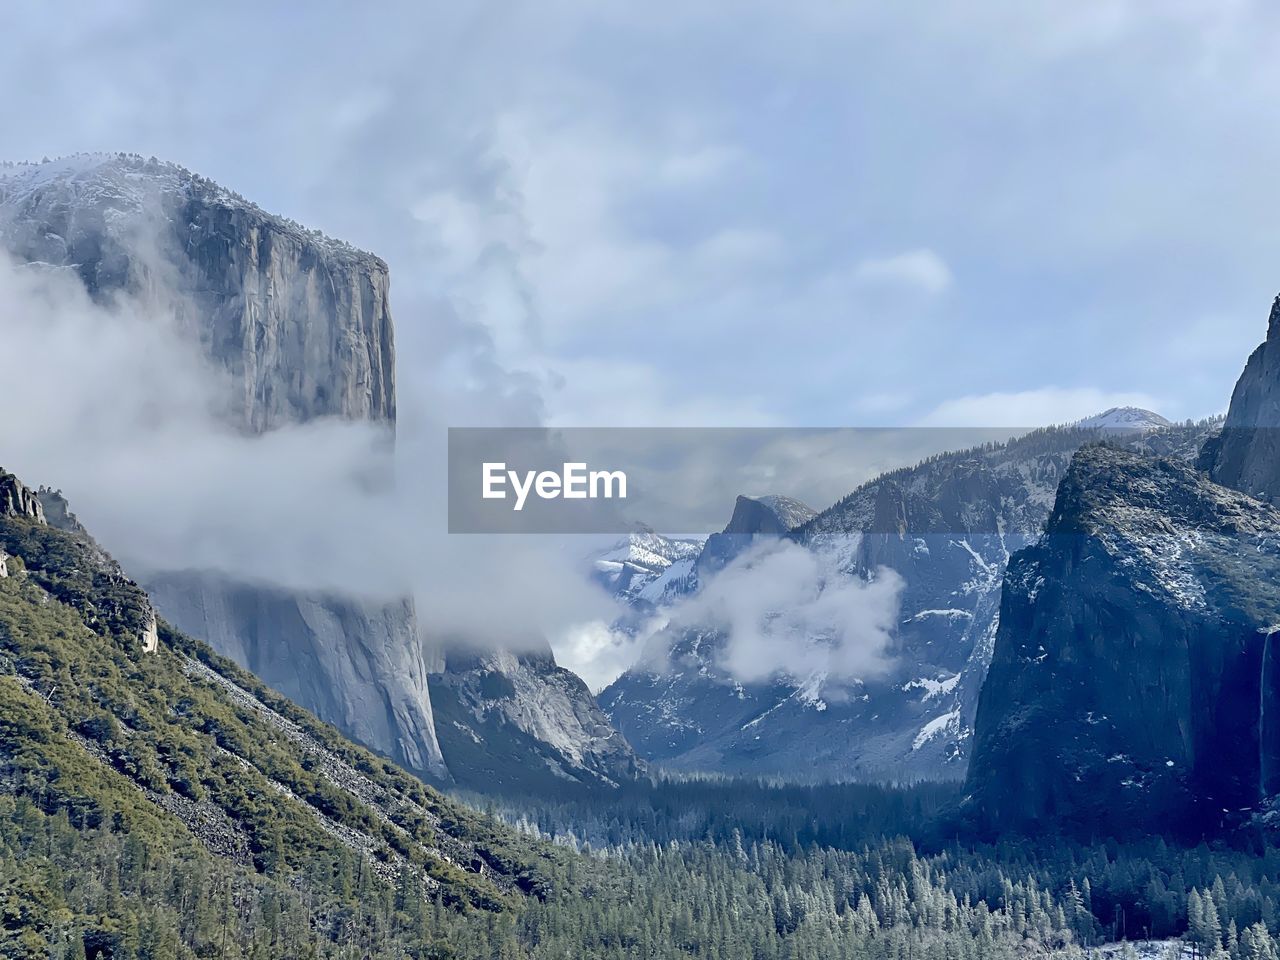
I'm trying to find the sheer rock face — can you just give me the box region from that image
[1,156,444,778]
[0,155,395,433]
[429,642,642,793]
[966,446,1280,837]
[697,494,817,576]
[1203,296,1280,501]
[145,574,448,779]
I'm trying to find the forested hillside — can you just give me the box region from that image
[7,459,1280,959]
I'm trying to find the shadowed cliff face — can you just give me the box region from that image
[966,446,1280,838]
[695,495,817,578]
[1203,296,1280,502]
[143,573,446,778]
[0,155,395,433]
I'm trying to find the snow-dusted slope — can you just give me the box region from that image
[590,528,704,608]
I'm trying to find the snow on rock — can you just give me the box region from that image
[591,528,704,606]
[913,708,961,751]
[1075,407,1172,432]
[903,674,961,700]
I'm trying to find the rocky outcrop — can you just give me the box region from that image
[1202,296,1280,501]
[431,642,641,794]
[35,487,88,536]
[0,470,45,523]
[966,446,1280,837]
[697,494,816,576]
[2,474,162,656]
[0,156,445,777]
[0,155,395,432]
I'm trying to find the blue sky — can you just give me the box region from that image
[3,1,1279,430]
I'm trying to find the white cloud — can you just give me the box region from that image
[541,356,780,428]
[693,227,783,269]
[550,619,643,692]
[0,256,616,649]
[1,0,1277,685]
[918,387,1164,427]
[664,540,903,685]
[851,249,953,295]
[658,144,742,185]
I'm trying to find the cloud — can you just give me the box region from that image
[549,618,647,692]
[661,540,903,685]
[0,255,614,649]
[1,0,1278,685]
[851,249,953,295]
[918,386,1165,427]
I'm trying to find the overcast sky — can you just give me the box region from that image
[3,1,1278,435]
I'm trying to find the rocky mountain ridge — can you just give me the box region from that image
[590,527,704,608]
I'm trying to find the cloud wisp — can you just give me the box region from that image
[655,540,904,686]
[0,255,615,650]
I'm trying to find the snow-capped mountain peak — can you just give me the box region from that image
[591,529,704,606]
[1074,406,1171,432]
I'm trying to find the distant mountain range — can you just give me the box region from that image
[599,410,1220,783]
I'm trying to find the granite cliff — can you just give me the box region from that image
[0,154,394,432]
[1203,296,1280,501]
[0,154,636,789]
[965,446,1280,837]
[0,155,440,776]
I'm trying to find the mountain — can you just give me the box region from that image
[1075,406,1173,432]
[698,494,817,575]
[0,155,638,791]
[590,526,703,608]
[601,415,1215,782]
[429,644,642,794]
[0,466,558,950]
[965,445,1280,837]
[0,154,394,431]
[0,153,450,781]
